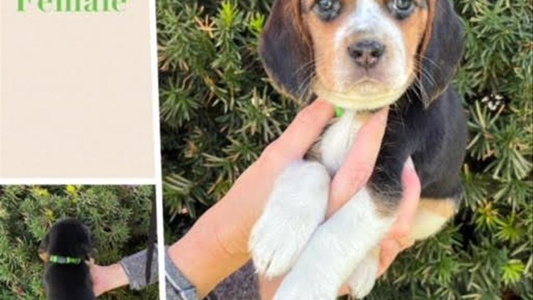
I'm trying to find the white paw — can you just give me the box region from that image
[250,161,330,278]
[274,272,336,300]
[273,188,394,300]
[347,250,379,299]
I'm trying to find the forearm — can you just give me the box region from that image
[93,263,129,295]
[168,199,251,298]
[107,263,129,287]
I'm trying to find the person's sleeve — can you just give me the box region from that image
[119,248,159,290]
[164,249,198,300]
[118,247,260,300]
[208,261,260,300]
[119,246,198,299]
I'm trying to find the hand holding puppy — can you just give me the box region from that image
[169,99,420,298]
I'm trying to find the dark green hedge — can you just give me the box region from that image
[159,0,532,298]
[0,185,158,300]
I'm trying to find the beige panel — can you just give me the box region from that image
[1,0,155,179]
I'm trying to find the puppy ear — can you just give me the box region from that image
[417,0,465,106]
[83,244,94,261]
[81,225,94,261]
[259,0,314,102]
[38,233,50,262]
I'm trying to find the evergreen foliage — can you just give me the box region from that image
[0,185,158,300]
[159,0,532,298]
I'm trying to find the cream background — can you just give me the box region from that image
[0,0,156,179]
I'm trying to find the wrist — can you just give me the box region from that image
[105,263,129,291]
[93,263,129,296]
[169,201,250,297]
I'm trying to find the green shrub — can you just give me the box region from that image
[159,0,532,298]
[0,185,158,300]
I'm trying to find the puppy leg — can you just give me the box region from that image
[38,232,50,262]
[344,198,457,299]
[274,188,396,300]
[411,198,457,241]
[344,198,456,299]
[346,248,380,299]
[250,161,330,278]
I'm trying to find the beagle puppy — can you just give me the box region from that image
[250,0,466,299]
[39,218,95,300]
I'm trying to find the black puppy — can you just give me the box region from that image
[39,218,95,300]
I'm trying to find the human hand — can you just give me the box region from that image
[168,99,417,298]
[90,263,129,296]
[168,99,337,297]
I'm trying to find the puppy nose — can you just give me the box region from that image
[348,40,386,69]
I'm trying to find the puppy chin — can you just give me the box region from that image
[313,80,406,111]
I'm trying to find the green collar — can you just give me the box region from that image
[49,255,82,265]
[335,106,345,118]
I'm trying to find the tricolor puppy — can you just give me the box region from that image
[250,0,466,299]
[39,218,96,300]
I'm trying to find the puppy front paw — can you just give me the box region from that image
[274,275,336,300]
[347,250,380,299]
[250,161,330,278]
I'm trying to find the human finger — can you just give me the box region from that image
[327,107,389,217]
[386,157,421,240]
[378,239,402,276]
[261,99,334,168]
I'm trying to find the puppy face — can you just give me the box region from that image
[38,218,93,263]
[303,0,428,110]
[260,0,464,108]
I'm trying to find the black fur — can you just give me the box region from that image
[39,218,95,300]
[260,0,467,210]
[416,0,465,106]
[259,0,314,102]
[369,88,467,209]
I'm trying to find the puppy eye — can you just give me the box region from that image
[318,0,333,10]
[389,0,415,19]
[394,0,413,11]
[314,0,342,22]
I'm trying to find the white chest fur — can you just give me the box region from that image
[319,111,363,175]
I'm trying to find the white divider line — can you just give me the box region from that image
[147,0,167,298]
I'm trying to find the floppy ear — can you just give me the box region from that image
[259,0,314,102]
[81,224,94,261]
[38,233,50,262]
[417,0,465,106]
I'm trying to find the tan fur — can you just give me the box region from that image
[304,0,359,91]
[295,0,431,109]
[419,0,437,55]
[396,3,429,82]
[411,198,457,240]
[418,198,457,219]
[39,251,50,263]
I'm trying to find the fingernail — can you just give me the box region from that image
[314,99,335,115]
[405,157,415,170]
[314,98,325,105]
[315,98,331,107]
